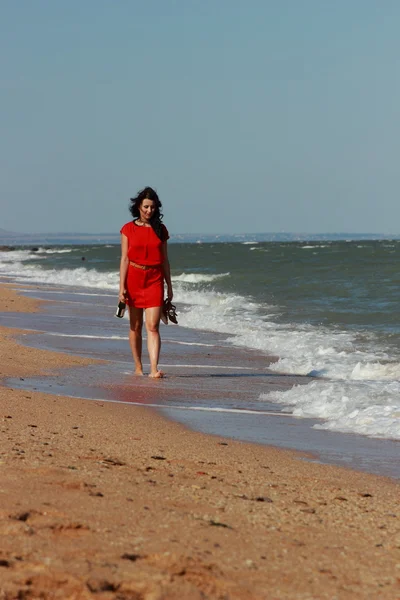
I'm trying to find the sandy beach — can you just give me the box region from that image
[0,284,399,599]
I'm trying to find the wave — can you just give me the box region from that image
[25,289,115,297]
[178,297,400,385]
[163,339,215,347]
[47,333,127,340]
[46,333,216,348]
[0,260,231,291]
[172,272,230,283]
[36,248,74,254]
[91,397,291,417]
[0,261,119,290]
[0,249,41,263]
[260,379,400,440]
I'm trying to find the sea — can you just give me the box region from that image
[0,238,399,477]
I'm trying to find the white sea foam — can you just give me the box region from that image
[163,339,215,347]
[260,379,400,440]
[46,333,215,347]
[0,249,40,263]
[160,405,290,416]
[159,363,253,369]
[36,248,74,254]
[47,333,127,340]
[172,272,230,283]
[28,289,115,297]
[0,260,119,290]
[80,395,293,417]
[176,287,264,334]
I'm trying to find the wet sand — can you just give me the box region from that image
[0,284,399,599]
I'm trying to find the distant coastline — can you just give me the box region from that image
[0,228,399,246]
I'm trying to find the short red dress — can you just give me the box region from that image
[120,221,169,309]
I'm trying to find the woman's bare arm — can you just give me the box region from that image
[119,234,129,302]
[162,241,173,301]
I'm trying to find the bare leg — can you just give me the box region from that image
[128,306,144,375]
[145,306,164,378]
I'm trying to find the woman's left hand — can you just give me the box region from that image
[167,287,173,301]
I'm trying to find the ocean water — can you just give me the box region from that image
[0,240,399,443]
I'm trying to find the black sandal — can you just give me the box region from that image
[163,299,178,324]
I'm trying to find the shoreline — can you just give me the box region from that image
[0,283,399,598]
[3,282,399,481]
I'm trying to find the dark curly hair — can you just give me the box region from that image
[129,186,167,241]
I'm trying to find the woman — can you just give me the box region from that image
[119,187,173,378]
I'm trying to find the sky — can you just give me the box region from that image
[1,1,400,235]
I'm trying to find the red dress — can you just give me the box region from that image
[120,221,169,308]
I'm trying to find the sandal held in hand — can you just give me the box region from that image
[163,299,178,324]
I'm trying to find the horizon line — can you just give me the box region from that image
[1,229,399,237]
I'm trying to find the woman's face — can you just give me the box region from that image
[139,199,156,222]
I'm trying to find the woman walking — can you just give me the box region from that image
[119,187,173,378]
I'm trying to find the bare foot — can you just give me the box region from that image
[149,371,165,379]
[134,369,144,376]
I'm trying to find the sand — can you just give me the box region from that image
[0,284,399,599]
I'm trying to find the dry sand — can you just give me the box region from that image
[0,284,399,599]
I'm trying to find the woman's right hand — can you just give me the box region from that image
[119,290,126,303]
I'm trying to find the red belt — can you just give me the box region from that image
[129,261,160,270]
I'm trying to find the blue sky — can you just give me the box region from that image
[1,1,400,234]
